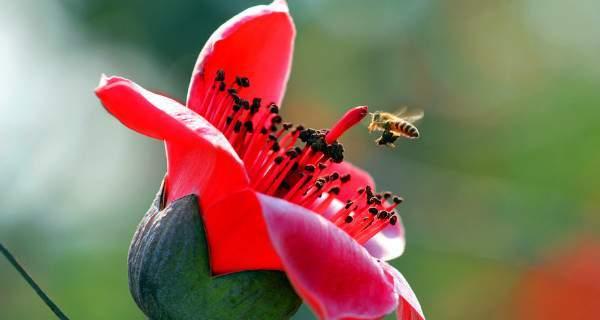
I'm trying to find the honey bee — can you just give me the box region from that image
[368,107,424,147]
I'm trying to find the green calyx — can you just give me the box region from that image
[127,187,301,320]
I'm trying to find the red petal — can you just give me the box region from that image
[326,161,406,260]
[95,75,249,207]
[187,0,295,113]
[202,189,282,274]
[381,263,425,320]
[259,193,399,319]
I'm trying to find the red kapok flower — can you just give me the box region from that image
[514,239,600,320]
[95,1,424,319]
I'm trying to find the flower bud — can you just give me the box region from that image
[128,185,301,319]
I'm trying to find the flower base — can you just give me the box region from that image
[128,186,302,319]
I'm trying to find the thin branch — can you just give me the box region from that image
[0,242,69,320]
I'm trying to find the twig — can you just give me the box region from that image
[0,242,69,319]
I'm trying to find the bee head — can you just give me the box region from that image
[371,112,381,122]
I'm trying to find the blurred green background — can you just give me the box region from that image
[2,0,600,319]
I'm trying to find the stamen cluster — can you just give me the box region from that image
[197,70,404,241]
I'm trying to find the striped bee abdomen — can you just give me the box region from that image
[393,121,420,138]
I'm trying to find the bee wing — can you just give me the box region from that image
[400,109,424,123]
[393,106,408,116]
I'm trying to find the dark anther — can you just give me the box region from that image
[344,201,354,209]
[281,181,291,189]
[283,123,293,130]
[377,210,389,220]
[375,194,383,200]
[393,196,404,204]
[327,142,344,163]
[389,215,398,225]
[368,207,378,215]
[260,127,268,134]
[227,88,238,95]
[311,138,326,152]
[340,174,351,183]
[295,147,303,155]
[268,134,278,141]
[252,97,262,109]
[365,186,374,199]
[244,121,254,133]
[329,187,341,195]
[232,104,241,112]
[270,125,278,132]
[318,162,327,170]
[271,115,283,124]
[315,181,324,189]
[304,164,315,173]
[272,142,281,152]
[236,76,250,87]
[250,98,261,114]
[241,99,250,110]
[285,149,297,158]
[357,188,365,194]
[291,162,299,171]
[329,172,340,181]
[215,69,225,82]
[299,128,316,143]
[383,192,392,199]
[232,94,241,105]
[295,125,305,132]
[274,156,285,164]
[226,116,233,125]
[233,121,242,133]
[344,215,354,223]
[269,103,279,114]
[219,81,226,91]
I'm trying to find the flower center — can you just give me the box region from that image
[198,70,403,243]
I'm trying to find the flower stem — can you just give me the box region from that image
[0,242,69,320]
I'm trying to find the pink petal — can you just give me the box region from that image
[202,189,282,274]
[326,161,406,260]
[381,263,425,320]
[259,193,399,320]
[187,0,295,114]
[95,75,249,208]
[363,219,406,261]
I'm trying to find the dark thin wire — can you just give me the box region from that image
[0,242,69,320]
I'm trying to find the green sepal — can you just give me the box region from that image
[127,186,301,319]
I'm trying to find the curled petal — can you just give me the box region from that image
[259,193,399,320]
[95,75,249,207]
[363,218,406,261]
[187,0,295,113]
[381,263,425,320]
